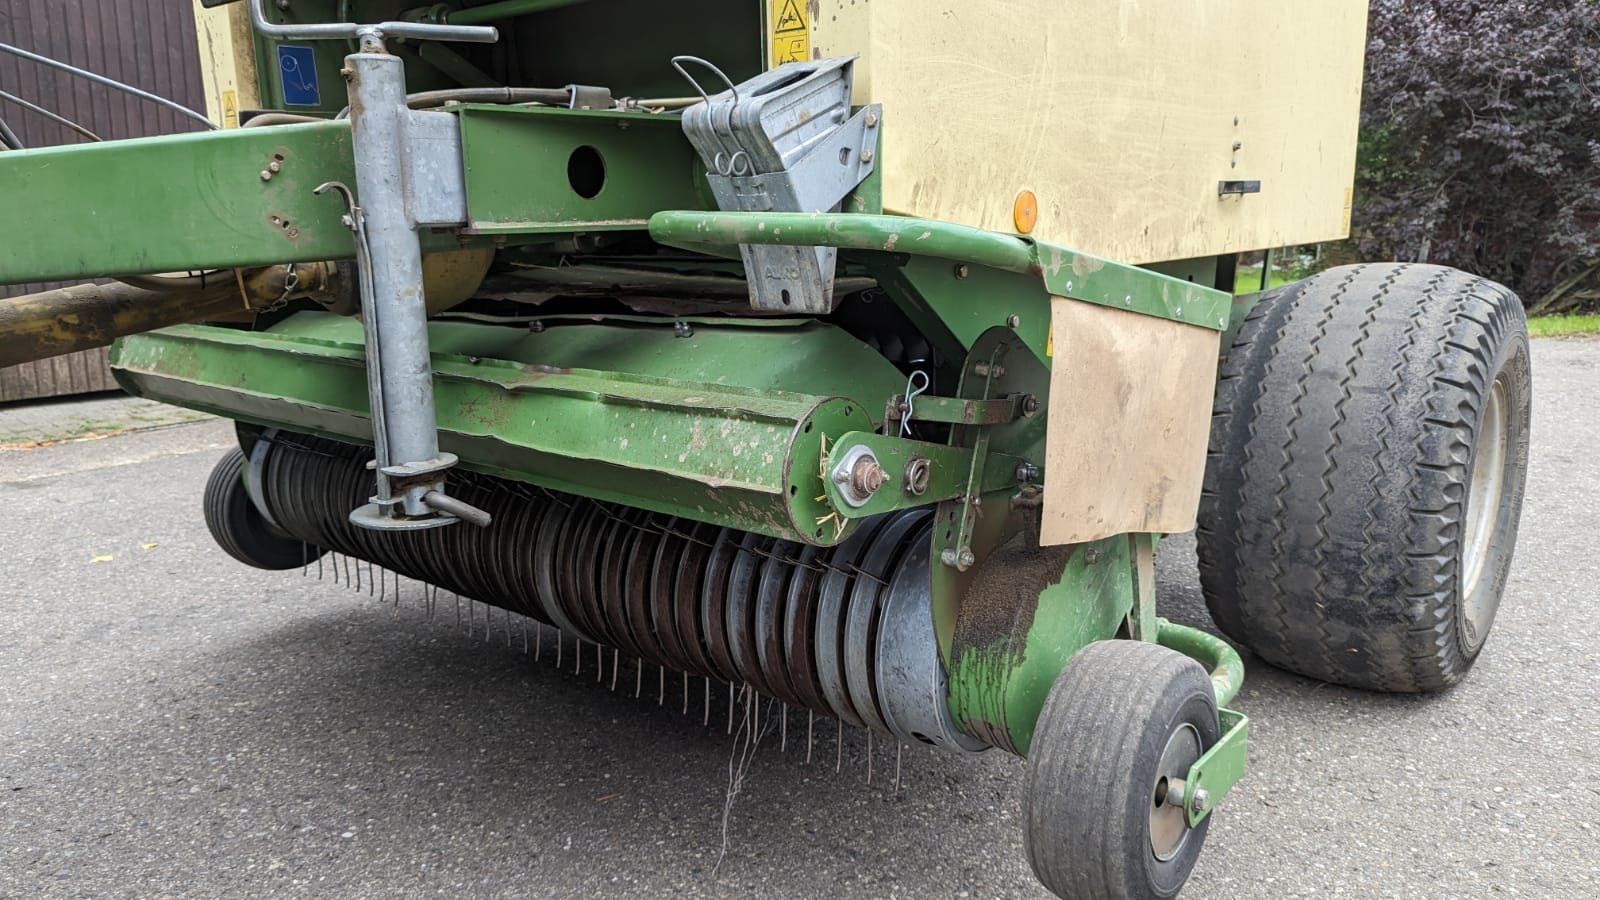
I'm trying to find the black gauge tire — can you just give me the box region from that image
[1023,640,1219,900]
[203,447,317,571]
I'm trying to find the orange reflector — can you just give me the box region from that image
[1013,190,1039,235]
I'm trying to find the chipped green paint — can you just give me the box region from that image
[0,121,358,285]
[648,210,1232,333]
[945,535,1137,757]
[820,430,1020,519]
[111,312,904,544]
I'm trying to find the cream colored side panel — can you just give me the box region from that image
[813,1,1369,264]
[192,0,261,128]
[1040,299,1217,545]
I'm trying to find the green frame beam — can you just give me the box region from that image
[0,121,357,284]
[110,313,907,545]
[649,210,1233,332]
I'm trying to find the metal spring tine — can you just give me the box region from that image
[866,731,874,785]
[505,609,513,648]
[727,682,735,734]
[636,658,643,699]
[574,638,582,677]
[595,643,603,683]
[354,556,362,593]
[556,631,564,669]
[780,704,787,753]
[703,677,711,726]
[534,620,543,661]
[301,540,309,577]
[806,711,814,764]
[377,564,386,602]
[454,591,462,630]
[610,650,619,691]
[658,666,665,706]
[683,672,689,716]
[521,616,529,654]
[317,551,324,581]
[894,743,903,795]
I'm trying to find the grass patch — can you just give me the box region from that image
[1234,265,1298,294]
[1529,313,1600,338]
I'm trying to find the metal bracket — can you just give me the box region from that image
[1179,708,1249,827]
[253,0,494,532]
[824,430,1022,520]
[677,56,880,314]
[886,392,1032,429]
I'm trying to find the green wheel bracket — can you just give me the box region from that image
[1156,618,1249,826]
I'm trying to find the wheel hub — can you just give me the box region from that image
[1149,722,1202,862]
[1462,377,1508,629]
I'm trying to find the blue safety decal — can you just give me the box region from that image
[277,45,321,107]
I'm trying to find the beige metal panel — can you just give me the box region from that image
[810,1,1369,264]
[1039,299,1217,545]
[192,0,261,128]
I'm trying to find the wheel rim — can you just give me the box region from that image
[1148,722,1202,862]
[1461,378,1508,626]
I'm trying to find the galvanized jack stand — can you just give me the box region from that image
[248,0,494,531]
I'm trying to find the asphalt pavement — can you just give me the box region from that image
[1,338,1596,899]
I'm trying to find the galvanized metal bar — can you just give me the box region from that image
[247,0,497,44]
[345,46,447,518]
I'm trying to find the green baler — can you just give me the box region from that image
[0,2,1531,897]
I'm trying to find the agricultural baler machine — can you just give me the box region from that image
[0,1,1531,896]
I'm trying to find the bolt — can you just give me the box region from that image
[861,149,875,164]
[1084,548,1102,565]
[260,170,274,182]
[674,321,694,338]
[1021,395,1041,415]
[865,110,880,128]
[955,264,970,279]
[850,457,890,497]
[268,160,283,174]
[1175,307,1183,316]
[1191,788,1211,812]
[1015,462,1041,483]
[529,321,546,333]
[940,548,959,567]
[957,549,976,570]
[904,458,932,496]
[1124,295,1133,306]
[1006,314,1021,328]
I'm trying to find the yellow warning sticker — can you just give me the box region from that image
[222,89,239,129]
[770,0,810,68]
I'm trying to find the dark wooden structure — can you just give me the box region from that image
[0,0,207,402]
